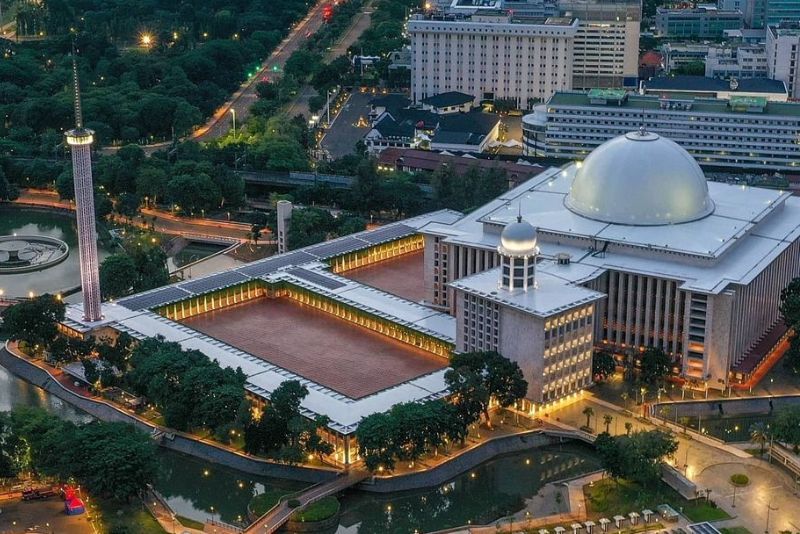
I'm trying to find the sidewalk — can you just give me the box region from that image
[548,393,800,533]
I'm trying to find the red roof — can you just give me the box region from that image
[640,51,663,67]
[378,148,545,184]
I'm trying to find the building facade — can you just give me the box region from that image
[421,131,800,389]
[705,45,768,78]
[408,12,578,106]
[525,89,800,171]
[558,0,641,89]
[656,7,743,39]
[661,43,710,74]
[767,23,800,99]
[745,0,800,29]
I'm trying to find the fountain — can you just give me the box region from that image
[0,235,69,274]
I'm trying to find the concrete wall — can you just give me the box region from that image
[0,348,336,484]
[360,431,561,493]
[500,306,546,402]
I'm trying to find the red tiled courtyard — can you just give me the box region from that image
[181,297,446,398]
[343,250,426,303]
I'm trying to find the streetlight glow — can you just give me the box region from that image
[140,33,154,47]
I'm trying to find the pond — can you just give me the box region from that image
[0,362,601,531]
[334,443,600,534]
[0,206,115,298]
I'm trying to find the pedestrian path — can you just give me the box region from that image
[245,470,370,534]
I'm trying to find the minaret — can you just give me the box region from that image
[65,48,102,322]
[497,214,539,292]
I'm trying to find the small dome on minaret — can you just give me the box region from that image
[497,214,539,292]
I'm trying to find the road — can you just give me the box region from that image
[13,189,256,242]
[550,396,800,533]
[283,2,374,121]
[100,0,332,156]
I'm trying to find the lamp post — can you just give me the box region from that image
[230,108,236,140]
[765,500,778,533]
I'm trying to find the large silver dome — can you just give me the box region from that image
[564,130,715,225]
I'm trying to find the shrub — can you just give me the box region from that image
[287,499,301,509]
[730,473,749,486]
[291,496,340,522]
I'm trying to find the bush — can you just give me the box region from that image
[730,473,749,486]
[291,496,340,522]
[287,498,301,509]
[250,490,290,515]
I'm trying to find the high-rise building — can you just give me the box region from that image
[745,0,800,29]
[408,11,578,106]
[65,55,102,322]
[767,22,800,99]
[655,6,743,39]
[558,0,641,89]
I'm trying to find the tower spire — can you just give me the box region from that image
[65,43,102,322]
[71,41,84,129]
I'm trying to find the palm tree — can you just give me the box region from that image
[621,391,629,411]
[750,422,770,456]
[603,414,613,433]
[624,421,633,436]
[583,406,595,429]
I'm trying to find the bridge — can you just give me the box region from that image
[245,470,369,533]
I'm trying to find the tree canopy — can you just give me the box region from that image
[595,429,678,487]
[639,347,671,385]
[1,294,65,350]
[444,351,527,428]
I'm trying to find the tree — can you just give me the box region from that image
[773,407,800,453]
[639,347,671,385]
[0,413,26,477]
[603,414,613,434]
[624,422,633,436]
[582,406,595,430]
[750,422,770,456]
[780,278,800,330]
[593,351,616,382]
[82,358,100,387]
[444,352,527,429]
[1,294,65,350]
[99,254,137,298]
[595,429,678,487]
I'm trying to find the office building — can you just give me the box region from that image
[705,45,768,78]
[767,23,800,99]
[524,89,800,171]
[656,6,743,39]
[408,11,578,106]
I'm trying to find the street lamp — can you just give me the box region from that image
[230,108,236,139]
[765,500,778,533]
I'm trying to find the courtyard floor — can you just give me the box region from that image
[181,297,447,399]
[342,250,426,303]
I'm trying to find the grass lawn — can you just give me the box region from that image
[291,496,340,522]
[720,528,752,534]
[250,489,291,515]
[585,478,730,522]
[177,515,205,529]
[95,498,166,534]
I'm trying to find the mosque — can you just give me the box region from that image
[62,129,800,459]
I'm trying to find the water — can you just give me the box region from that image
[0,207,114,297]
[335,444,600,534]
[153,451,305,525]
[0,357,602,530]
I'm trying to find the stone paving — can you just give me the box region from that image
[547,393,800,533]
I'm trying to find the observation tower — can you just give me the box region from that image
[65,50,102,321]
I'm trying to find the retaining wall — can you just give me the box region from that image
[362,431,561,493]
[0,347,336,484]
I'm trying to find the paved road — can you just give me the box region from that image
[283,3,374,121]
[14,189,256,242]
[101,0,331,156]
[321,91,373,158]
[550,396,800,533]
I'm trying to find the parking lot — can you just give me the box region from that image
[320,90,375,159]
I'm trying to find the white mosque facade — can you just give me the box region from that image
[422,129,800,394]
